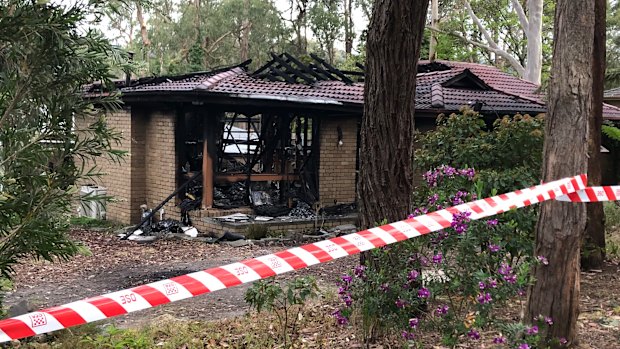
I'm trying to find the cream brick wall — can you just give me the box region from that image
[318,117,358,206]
[76,109,133,223]
[144,110,181,221]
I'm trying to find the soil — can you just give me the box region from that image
[5,228,356,328]
[3,228,619,348]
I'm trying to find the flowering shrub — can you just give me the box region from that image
[332,111,558,347]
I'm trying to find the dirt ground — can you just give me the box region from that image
[5,229,356,328]
[3,229,619,348]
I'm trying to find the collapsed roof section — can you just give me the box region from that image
[83,53,620,119]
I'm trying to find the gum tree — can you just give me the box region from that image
[525,0,602,344]
[358,0,429,233]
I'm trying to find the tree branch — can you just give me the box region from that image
[463,0,499,49]
[510,0,529,32]
[427,26,526,76]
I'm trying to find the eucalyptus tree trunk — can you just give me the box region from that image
[240,0,251,61]
[344,0,353,55]
[135,2,150,47]
[525,0,595,345]
[358,0,429,231]
[429,0,439,61]
[523,0,543,84]
[583,0,607,270]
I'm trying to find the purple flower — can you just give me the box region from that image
[380,283,390,293]
[407,213,415,219]
[487,278,498,288]
[518,288,526,296]
[467,329,480,340]
[428,193,439,205]
[477,292,492,304]
[493,336,506,344]
[451,211,471,234]
[435,304,449,316]
[518,344,530,349]
[432,252,443,264]
[342,295,353,307]
[459,168,476,180]
[401,330,415,340]
[537,255,549,265]
[498,263,513,275]
[395,298,407,309]
[559,337,568,345]
[488,244,501,252]
[503,274,517,284]
[545,316,554,326]
[354,265,366,278]
[478,281,486,290]
[417,287,430,298]
[407,270,419,281]
[486,219,499,227]
[526,325,539,335]
[409,317,419,329]
[338,286,347,295]
[332,310,349,325]
[341,275,353,284]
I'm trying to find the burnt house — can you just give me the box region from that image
[83,54,620,233]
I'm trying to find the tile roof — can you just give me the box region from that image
[605,86,620,98]
[118,59,620,119]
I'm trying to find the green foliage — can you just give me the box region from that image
[245,276,319,347]
[308,0,343,63]
[602,124,620,143]
[415,108,544,196]
[0,1,127,279]
[81,325,153,349]
[333,110,549,345]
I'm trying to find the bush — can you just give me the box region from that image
[333,111,556,347]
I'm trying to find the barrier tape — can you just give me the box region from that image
[0,174,592,342]
[556,186,620,202]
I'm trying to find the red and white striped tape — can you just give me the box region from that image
[556,186,620,202]
[0,174,591,342]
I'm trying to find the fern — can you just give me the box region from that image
[602,124,620,142]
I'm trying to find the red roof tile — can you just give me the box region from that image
[120,60,620,119]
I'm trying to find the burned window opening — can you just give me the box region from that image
[178,109,320,213]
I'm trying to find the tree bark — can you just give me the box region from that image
[524,0,543,84]
[525,0,595,346]
[582,0,607,270]
[136,2,150,47]
[358,0,429,231]
[240,0,251,62]
[344,0,353,55]
[429,0,438,61]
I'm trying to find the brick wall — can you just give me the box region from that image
[76,109,133,223]
[144,110,180,221]
[318,117,358,206]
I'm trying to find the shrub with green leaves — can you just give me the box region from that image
[245,276,319,347]
[0,1,129,278]
[333,111,559,347]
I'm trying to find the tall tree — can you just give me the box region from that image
[308,0,343,63]
[0,0,126,277]
[525,0,595,345]
[358,0,429,230]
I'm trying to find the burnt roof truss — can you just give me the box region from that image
[253,52,364,85]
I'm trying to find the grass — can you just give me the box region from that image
[8,297,347,349]
[69,217,122,231]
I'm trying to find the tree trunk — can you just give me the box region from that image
[524,0,543,84]
[240,0,251,62]
[136,2,150,47]
[429,0,439,61]
[525,0,595,346]
[344,0,353,55]
[582,0,607,270]
[358,0,429,231]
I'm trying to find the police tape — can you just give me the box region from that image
[0,174,594,342]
